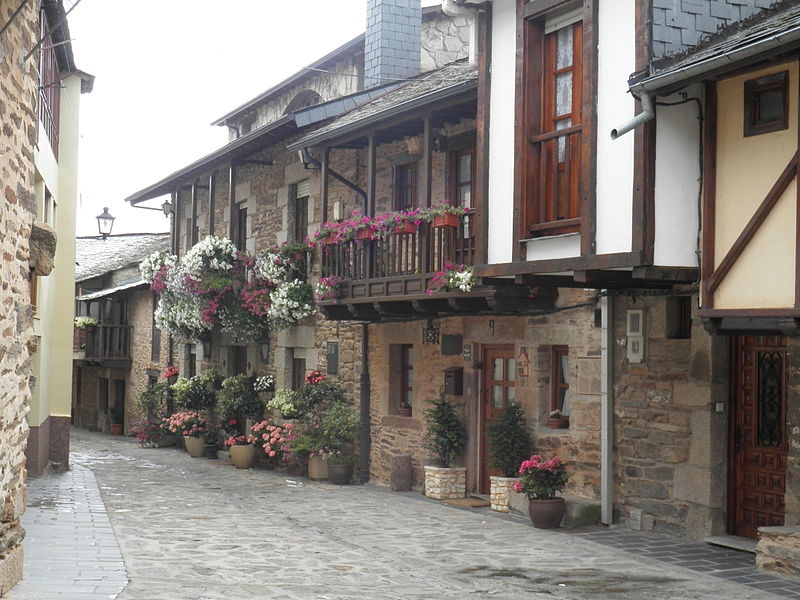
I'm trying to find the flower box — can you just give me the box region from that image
[324,233,338,245]
[432,213,459,228]
[397,221,418,234]
[355,226,376,240]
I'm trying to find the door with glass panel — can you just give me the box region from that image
[480,345,516,494]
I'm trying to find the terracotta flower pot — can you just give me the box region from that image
[432,213,459,228]
[528,497,566,529]
[355,226,376,240]
[308,454,328,481]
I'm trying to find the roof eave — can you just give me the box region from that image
[287,78,478,152]
[630,23,800,95]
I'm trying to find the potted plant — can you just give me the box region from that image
[486,401,533,513]
[398,401,412,418]
[251,419,294,469]
[321,449,354,485]
[425,263,476,296]
[218,374,263,423]
[423,394,468,500]
[320,402,359,484]
[165,411,208,457]
[172,370,221,412]
[548,409,569,429]
[223,432,257,469]
[513,454,569,528]
[267,388,301,420]
[203,425,221,459]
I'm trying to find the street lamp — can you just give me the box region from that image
[96,207,115,240]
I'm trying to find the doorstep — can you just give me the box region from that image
[704,535,757,554]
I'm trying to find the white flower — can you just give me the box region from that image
[268,279,314,330]
[255,251,291,284]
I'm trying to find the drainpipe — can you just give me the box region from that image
[610,93,654,140]
[442,0,488,65]
[600,294,614,525]
[359,323,371,483]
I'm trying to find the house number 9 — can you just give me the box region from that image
[489,319,495,336]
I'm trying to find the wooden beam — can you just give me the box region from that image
[706,151,798,294]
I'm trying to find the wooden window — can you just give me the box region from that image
[150,295,161,362]
[449,147,474,210]
[292,357,307,391]
[551,345,570,416]
[292,188,309,243]
[523,16,583,237]
[389,344,413,415]
[235,205,248,250]
[393,162,417,211]
[744,71,788,137]
[38,10,61,157]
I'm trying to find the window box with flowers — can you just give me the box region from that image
[74,316,98,329]
[420,202,467,228]
[513,454,569,528]
[315,275,348,301]
[426,263,476,296]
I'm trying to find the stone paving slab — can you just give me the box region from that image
[9,429,800,599]
[8,463,127,599]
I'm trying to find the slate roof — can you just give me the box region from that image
[288,59,478,150]
[75,233,169,282]
[632,3,800,94]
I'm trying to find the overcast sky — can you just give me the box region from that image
[68,0,380,236]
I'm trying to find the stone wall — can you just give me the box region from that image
[612,293,728,538]
[127,288,171,428]
[366,292,602,497]
[0,0,40,590]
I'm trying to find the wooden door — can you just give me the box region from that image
[479,345,516,494]
[729,335,788,538]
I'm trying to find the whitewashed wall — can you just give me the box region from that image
[486,0,517,265]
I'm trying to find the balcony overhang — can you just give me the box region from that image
[318,280,558,322]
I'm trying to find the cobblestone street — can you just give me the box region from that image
[10,429,800,599]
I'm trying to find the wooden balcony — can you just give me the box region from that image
[318,212,557,320]
[80,325,133,368]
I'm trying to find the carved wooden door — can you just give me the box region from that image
[729,335,788,538]
[479,345,516,494]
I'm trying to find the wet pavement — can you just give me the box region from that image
[8,428,800,599]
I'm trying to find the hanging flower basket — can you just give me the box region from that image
[432,213,459,228]
[324,233,338,245]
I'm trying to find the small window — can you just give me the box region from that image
[551,345,570,418]
[389,344,414,415]
[666,296,692,340]
[393,162,417,211]
[292,356,306,391]
[744,71,788,137]
[150,295,161,362]
[235,205,248,250]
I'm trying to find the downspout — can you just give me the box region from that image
[610,93,654,140]
[600,294,614,525]
[359,323,371,483]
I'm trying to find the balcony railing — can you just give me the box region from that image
[320,211,476,301]
[82,325,133,365]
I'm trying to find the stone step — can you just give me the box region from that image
[755,526,800,576]
[508,492,601,528]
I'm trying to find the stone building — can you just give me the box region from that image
[123,0,800,574]
[73,233,171,434]
[0,0,91,590]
